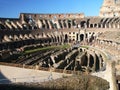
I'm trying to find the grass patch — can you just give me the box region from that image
[23,44,70,54]
[80,45,89,49]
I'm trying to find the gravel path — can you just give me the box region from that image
[0,65,67,83]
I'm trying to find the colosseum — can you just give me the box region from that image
[0,0,120,90]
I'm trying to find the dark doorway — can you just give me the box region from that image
[64,34,68,43]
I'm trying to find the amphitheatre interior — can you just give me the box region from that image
[0,0,120,90]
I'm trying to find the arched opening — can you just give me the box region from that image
[64,34,68,43]
[63,20,67,28]
[98,24,101,28]
[57,36,59,42]
[95,55,100,71]
[89,54,94,68]
[106,24,109,28]
[33,25,38,29]
[76,33,78,41]
[0,24,6,30]
[45,20,49,29]
[14,35,19,41]
[68,20,71,28]
[9,35,13,40]
[54,23,57,29]
[58,20,63,28]
[81,55,88,66]
[89,34,95,43]
[85,33,88,38]
[94,24,97,28]
[86,19,90,28]
[80,21,86,28]
[54,36,58,42]
[51,36,54,43]
[103,24,105,28]
[90,24,93,28]
[80,34,84,41]
[40,20,46,29]
[22,24,28,30]
[28,25,32,30]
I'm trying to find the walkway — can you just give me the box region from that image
[0,65,67,83]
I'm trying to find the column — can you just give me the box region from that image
[99,55,102,70]
[109,23,111,28]
[78,25,81,42]
[101,24,103,28]
[87,53,90,67]
[61,20,64,29]
[65,20,68,28]
[37,20,42,29]
[56,20,60,29]
[43,19,47,29]
[47,20,52,29]
[84,29,86,44]
[117,24,120,28]
[113,24,116,28]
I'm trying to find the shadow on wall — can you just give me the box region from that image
[0,70,11,84]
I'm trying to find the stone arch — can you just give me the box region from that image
[4,35,11,41]
[80,34,84,41]
[28,24,32,30]
[46,34,50,38]
[80,21,86,28]
[42,32,47,38]
[72,19,76,26]
[13,35,19,41]
[24,34,29,39]
[89,33,95,43]
[19,34,24,40]
[90,24,93,28]
[36,33,40,38]
[94,24,97,28]
[29,34,34,39]
[9,35,13,40]
[22,24,28,30]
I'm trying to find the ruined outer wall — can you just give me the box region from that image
[20,13,85,22]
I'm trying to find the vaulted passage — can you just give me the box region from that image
[1,46,105,73]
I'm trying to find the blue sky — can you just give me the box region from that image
[0,0,103,18]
